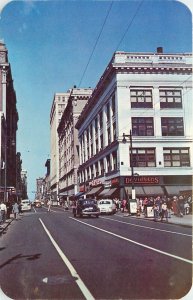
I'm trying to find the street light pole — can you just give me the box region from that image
[122,129,135,201]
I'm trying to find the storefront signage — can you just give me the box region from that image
[111,178,120,186]
[90,179,103,187]
[125,176,159,184]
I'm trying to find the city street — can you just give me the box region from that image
[0,206,192,300]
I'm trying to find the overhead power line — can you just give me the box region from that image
[115,0,144,51]
[78,1,114,88]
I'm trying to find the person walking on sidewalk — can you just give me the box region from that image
[47,199,52,212]
[0,202,7,224]
[12,202,19,220]
[161,201,168,222]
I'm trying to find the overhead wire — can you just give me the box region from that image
[78,1,114,88]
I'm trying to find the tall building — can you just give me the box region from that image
[0,41,18,202]
[50,92,70,201]
[76,48,192,200]
[21,170,28,199]
[57,88,92,200]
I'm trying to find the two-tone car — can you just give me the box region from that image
[73,198,100,218]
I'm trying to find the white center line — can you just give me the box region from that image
[101,216,192,237]
[69,217,193,265]
[39,218,95,300]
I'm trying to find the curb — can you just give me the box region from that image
[0,219,13,235]
[124,214,192,228]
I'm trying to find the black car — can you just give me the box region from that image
[73,198,100,218]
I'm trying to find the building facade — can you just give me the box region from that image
[58,88,92,200]
[21,170,28,199]
[50,92,70,201]
[76,49,192,201]
[0,41,18,202]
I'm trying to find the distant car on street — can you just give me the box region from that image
[73,198,100,218]
[21,200,32,212]
[98,199,116,215]
[34,200,42,208]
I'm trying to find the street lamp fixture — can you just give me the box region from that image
[122,130,135,201]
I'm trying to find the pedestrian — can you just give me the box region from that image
[166,197,172,218]
[47,199,52,212]
[0,202,7,224]
[172,196,179,216]
[12,201,19,220]
[6,201,12,219]
[161,201,168,222]
[122,199,127,213]
[178,196,184,217]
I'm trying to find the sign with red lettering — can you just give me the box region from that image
[125,176,159,185]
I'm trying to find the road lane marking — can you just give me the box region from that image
[101,216,192,237]
[39,218,95,300]
[69,217,193,265]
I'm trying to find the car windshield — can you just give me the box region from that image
[79,200,96,206]
[22,201,30,204]
[99,200,111,205]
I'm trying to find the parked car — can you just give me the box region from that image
[98,199,116,215]
[21,200,32,212]
[73,198,100,218]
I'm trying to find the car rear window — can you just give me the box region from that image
[99,201,111,204]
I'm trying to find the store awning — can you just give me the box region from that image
[59,192,68,196]
[125,186,145,196]
[104,188,118,197]
[98,188,110,197]
[143,186,164,196]
[74,192,85,198]
[165,185,192,196]
[86,186,103,196]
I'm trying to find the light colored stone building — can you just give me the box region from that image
[58,88,92,200]
[50,92,70,201]
[76,48,192,201]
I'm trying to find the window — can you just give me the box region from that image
[112,94,115,116]
[113,122,117,141]
[160,89,182,108]
[106,102,110,121]
[100,134,103,150]
[100,159,104,175]
[163,148,190,167]
[112,151,117,170]
[161,117,184,136]
[107,128,111,145]
[132,117,154,136]
[106,155,111,172]
[99,111,103,129]
[96,138,99,154]
[130,89,153,108]
[132,148,156,167]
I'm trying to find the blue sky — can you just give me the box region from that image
[0,0,192,199]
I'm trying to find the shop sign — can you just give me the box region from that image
[125,176,159,185]
[90,179,102,187]
[79,186,85,192]
[111,177,120,186]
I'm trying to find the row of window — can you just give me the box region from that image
[132,117,184,136]
[79,147,190,183]
[130,89,182,108]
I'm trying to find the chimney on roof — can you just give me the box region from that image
[157,47,163,54]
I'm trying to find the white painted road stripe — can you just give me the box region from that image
[69,217,193,265]
[101,216,192,237]
[39,218,95,300]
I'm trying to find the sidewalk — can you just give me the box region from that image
[0,218,14,235]
[124,212,192,228]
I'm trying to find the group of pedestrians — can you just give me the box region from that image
[0,200,21,224]
[137,194,192,222]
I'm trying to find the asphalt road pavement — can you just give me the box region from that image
[0,206,192,300]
